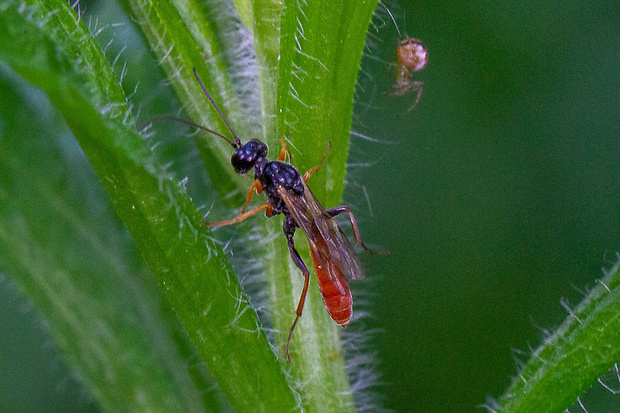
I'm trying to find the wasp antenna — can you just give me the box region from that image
[192,68,242,148]
[148,115,239,146]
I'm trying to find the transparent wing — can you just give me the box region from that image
[278,181,364,288]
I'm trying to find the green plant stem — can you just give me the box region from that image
[0,69,214,413]
[499,259,620,412]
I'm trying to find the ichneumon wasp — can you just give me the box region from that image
[177,68,370,362]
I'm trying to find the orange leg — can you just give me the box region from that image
[283,216,311,362]
[278,138,291,162]
[202,203,271,227]
[285,269,310,363]
[326,206,372,251]
[303,142,332,182]
[241,179,263,213]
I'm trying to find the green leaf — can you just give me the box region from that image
[276,0,378,200]
[497,259,620,412]
[0,69,219,413]
[230,0,255,31]
[0,1,297,412]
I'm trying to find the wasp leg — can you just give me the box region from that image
[326,206,372,251]
[278,138,291,162]
[303,142,332,182]
[241,179,263,213]
[283,216,310,363]
[202,203,271,227]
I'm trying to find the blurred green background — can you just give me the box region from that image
[1,0,619,412]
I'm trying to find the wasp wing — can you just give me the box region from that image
[278,181,364,290]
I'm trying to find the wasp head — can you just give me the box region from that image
[231,138,268,175]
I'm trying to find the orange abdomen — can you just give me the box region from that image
[311,250,352,326]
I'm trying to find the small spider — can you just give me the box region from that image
[392,38,428,109]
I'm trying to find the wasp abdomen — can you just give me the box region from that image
[311,250,353,326]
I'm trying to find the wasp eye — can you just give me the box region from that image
[231,139,268,174]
